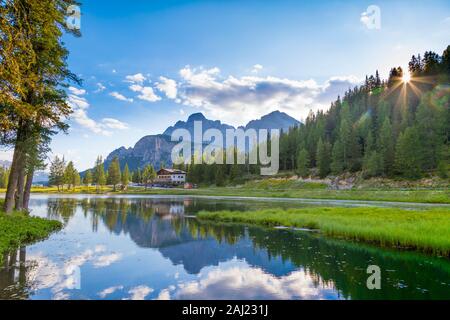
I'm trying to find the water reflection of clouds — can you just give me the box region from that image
[98,285,124,298]
[93,253,122,268]
[156,266,340,300]
[125,285,154,300]
[27,245,123,299]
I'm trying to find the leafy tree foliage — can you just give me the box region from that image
[296,149,310,178]
[121,164,130,190]
[93,156,106,191]
[107,156,121,191]
[83,170,92,186]
[1,0,81,212]
[49,156,66,191]
[142,164,156,188]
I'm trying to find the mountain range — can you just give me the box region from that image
[101,111,300,173]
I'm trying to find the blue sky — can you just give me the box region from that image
[1,0,449,170]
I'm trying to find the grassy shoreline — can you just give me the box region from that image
[197,207,450,256]
[6,184,448,204]
[0,209,62,262]
[122,187,450,204]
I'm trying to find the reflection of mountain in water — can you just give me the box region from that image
[39,197,450,300]
[159,235,296,276]
[112,214,193,248]
[99,208,297,276]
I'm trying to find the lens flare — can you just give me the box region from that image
[402,73,411,83]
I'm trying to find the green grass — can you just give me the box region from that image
[243,179,328,190]
[0,209,62,262]
[2,178,448,203]
[23,186,112,194]
[121,185,450,204]
[197,207,450,256]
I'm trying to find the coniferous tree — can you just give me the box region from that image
[1,0,81,213]
[415,95,445,170]
[316,139,331,178]
[215,165,226,186]
[296,149,310,178]
[363,151,383,178]
[64,161,76,190]
[83,170,92,186]
[230,163,240,182]
[73,171,81,187]
[395,127,422,179]
[378,118,395,175]
[93,156,106,191]
[107,156,121,191]
[49,156,66,191]
[331,140,344,175]
[142,164,156,189]
[122,164,130,190]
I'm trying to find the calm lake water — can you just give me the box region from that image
[1,194,449,300]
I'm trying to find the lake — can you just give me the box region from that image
[1,194,449,300]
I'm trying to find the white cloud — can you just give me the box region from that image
[125,73,146,84]
[251,64,263,74]
[176,66,360,126]
[68,86,86,96]
[102,118,129,130]
[129,84,143,92]
[98,286,124,298]
[156,76,178,99]
[110,91,134,103]
[27,246,124,300]
[179,66,221,88]
[139,87,161,102]
[126,286,153,300]
[67,92,112,136]
[67,88,129,136]
[95,82,106,93]
[155,289,171,300]
[129,84,161,102]
[360,13,370,27]
[72,110,112,136]
[169,266,339,300]
[93,253,123,268]
[68,94,89,110]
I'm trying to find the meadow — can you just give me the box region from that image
[198,207,450,256]
[2,179,448,204]
[121,182,450,204]
[0,201,62,262]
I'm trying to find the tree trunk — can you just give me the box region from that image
[4,150,18,213]
[23,169,34,210]
[4,139,24,213]
[15,164,26,211]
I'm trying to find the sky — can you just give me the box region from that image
[1,0,449,170]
